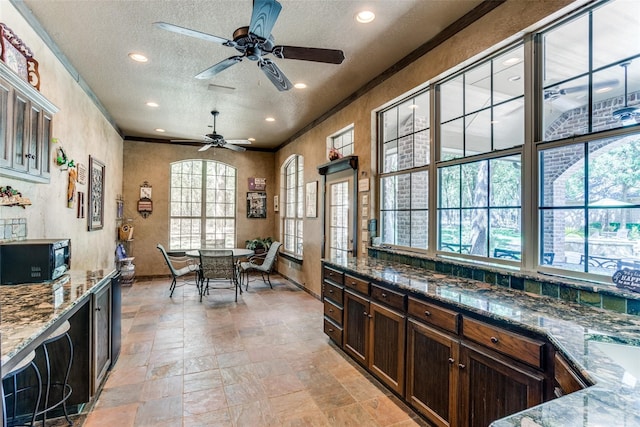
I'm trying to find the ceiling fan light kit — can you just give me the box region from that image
[153,0,345,92]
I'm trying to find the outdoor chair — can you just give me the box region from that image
[199,250,240,302]
[156,244,200,297]
[239,241,282,291]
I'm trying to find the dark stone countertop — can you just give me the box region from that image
[323,256,640,427]
[1,269,114,372]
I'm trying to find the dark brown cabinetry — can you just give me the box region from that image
[321,262,585,426]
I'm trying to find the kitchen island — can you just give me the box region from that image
[1,268,119,416]
[322,256,640,427]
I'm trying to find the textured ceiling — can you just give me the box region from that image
[18,0,485,150]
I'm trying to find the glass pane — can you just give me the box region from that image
[440,75,463,122]
[439,166,460,209]
[382,108,398,143]
[381,176,397,210]
[42,116,50,173]
[0,84,7,162]
[490,208,521,258]
[593,61,640,132]
[396,211,411,247]
[411,171,428,210]
[383,140,398,173]
[465,62,491,113]
[413,91,429,132]
[411,210,428,249]
[381,210,396,245]
[465,109,491,156]
[543,76,590,141]
[414,129,430,167]
[439,209,461,250]
[593,0,640,69]
[493,47,524,102]
[29,107,39,170]
[490,156,521,207]
[440,119,463,161]
[588,136,640,206]
[493,99,524,150]
[14,96,26,166]
[541,209,585,273]
[461,162,487,208]
[397,174,411,209]
[398,99,414,138]
[543,13,589,86]
[540,143,585,207]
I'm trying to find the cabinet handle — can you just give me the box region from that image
[350,282,356,287]
[95,306,101,311]
[381,293,387,298]
[448,358,455,364]
[424,310,431,316]
[328,289,334,293]
[458,363,466,369]
[328,328,334,332]
[329,308,334,313]
[328,272,333,276]
[490,336,499,344]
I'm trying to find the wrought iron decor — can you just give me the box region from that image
[88,156,105,231]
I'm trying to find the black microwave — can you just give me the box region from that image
[0,239,71,284]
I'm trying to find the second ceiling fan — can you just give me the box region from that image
[154,0,345,91]
[171,110,250,152]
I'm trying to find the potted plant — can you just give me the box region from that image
[245,237,273,254]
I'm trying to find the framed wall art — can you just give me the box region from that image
[247,191,267,219]
[88,156,105,231]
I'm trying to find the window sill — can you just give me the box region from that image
[280,252,303,265]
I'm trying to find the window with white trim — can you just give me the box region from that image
[169,160,236,250]
[281,155,304,258]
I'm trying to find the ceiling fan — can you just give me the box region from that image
[153,0,345,91]
[171,110,250,152]
[612,61,640,125]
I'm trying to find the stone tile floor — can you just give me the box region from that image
[62,275,428,427]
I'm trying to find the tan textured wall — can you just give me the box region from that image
[0,3,123,272]
[274,0,583,297]
[123,140,275,277]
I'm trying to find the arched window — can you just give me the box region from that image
[281,155,304,258]
[169,160,237,250]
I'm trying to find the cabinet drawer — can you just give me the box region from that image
[323,281,344,305]
[324,299,343,325]
[371,284,405,311]
[344,274,369,295]
[407,297,459,334]
[323,266,344,285]
[463,317,544,369]
[324,318,343,346]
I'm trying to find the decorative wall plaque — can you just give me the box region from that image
[0,23,40,90]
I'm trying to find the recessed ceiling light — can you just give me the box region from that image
[128,53,148,63]
[508,75,521,82]
[248,138,256,142]
[265,117,275,122]
[155,128,165,133]
[502,57,520,66]
[294,82,307,89]
[146,102,159,107]
[356,10,375,24]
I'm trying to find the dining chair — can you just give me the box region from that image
[239,241,282,291]
[199,249,240,302]
[156,244,200,297]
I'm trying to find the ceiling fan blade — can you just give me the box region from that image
[223,142,247,152]
[170,139,201,143]
[153,22,234,46]
[226,139,251,145]
[195,56,244,80]
[249,0,282,40]
[258,58,291,91]
[272,45,345,64]
[198,144,213,152]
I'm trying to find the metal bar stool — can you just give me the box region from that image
[2,351,42,427]
[34,321,73,426]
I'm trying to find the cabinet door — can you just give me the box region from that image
[369,301,405,395]
[459,343,544,427]
[93,282,112,394]
[343,290,370,365]
[406,319,459,427]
